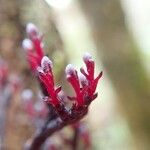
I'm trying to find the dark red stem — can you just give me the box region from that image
[28,118,66,150]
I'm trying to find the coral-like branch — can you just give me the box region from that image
[22,23,102,149]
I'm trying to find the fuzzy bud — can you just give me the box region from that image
[26,23,38,37]
[22,39,33,51]
[65,64,76,77]
[41,56,53,72]
[78,72,88,86]
[83,52,92,63]
[37,67,44,74]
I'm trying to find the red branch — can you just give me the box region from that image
[22,23,102,149]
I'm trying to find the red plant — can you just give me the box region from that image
[22,23,44,72]
[22,23,102,150]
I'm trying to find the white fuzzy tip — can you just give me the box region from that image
[22,89,33,101]
[37,66,44,74]
[78,72,86,82]
[78,72,88,85]
[22,39,33,50]
[83,52,92,62]
[41,56,53,69]
[65,64,76,76]
[26,23,38,35]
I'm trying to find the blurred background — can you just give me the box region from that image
[0,0,150,149]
